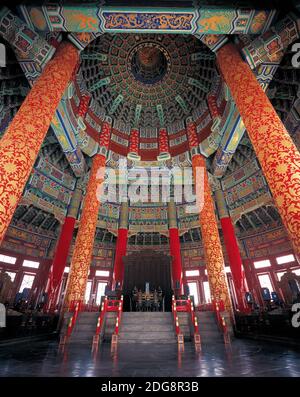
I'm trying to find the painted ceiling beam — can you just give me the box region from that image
[241,13,300,70]
[0,7,56,84]
[19,4,276,35]
[51,101,87,177]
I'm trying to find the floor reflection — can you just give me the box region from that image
[0,338,300,377]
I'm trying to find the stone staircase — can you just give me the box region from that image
[195,311,223,344]
[67,312,99,345]
[118,312,177,344]
[177,312,192,340]
[102,312,118,342]
[61,310,228,347]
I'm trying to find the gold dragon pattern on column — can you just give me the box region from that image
[193,154,232,312]
[217,43,300,262]
[0,42,79,242]
[64,154,106,306]
[186,118,232,311]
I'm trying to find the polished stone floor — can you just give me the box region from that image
[0,338,300,377]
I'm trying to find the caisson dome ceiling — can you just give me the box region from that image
[81,34,216,128]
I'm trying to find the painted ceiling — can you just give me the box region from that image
[82,33,216,128]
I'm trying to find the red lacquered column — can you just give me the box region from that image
[45,186,82,311]
[112,201,129,290]
[168,199,183,296]
[215,189,248,312]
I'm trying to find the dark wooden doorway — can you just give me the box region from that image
[122,250,172,311]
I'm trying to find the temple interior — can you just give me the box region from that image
[0,0,300,378]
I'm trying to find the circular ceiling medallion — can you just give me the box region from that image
[129,43,170,85]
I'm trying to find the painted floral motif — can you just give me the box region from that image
[186,121,198,148]
[77,93,91,118]
[99,121,112,150]
[68,32,102,51]
[72,32,96,44]
[197,13,232,33]
[0,42,79,243]
[64,154,106,306]
[199,34,226,50]
[250,11,268,33]
[217,43,300,261]
[158,128,169,154]
[128,129,139,155]
[65,11,99,31]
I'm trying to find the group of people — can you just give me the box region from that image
[131,286,163,311]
